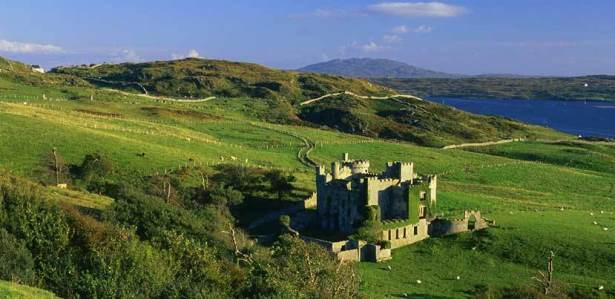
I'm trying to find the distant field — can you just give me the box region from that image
[375,76,615,101]
[1,80,614,298]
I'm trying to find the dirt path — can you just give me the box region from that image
[442,138,526,149]
[299,90,424,106]
[443,138,614,150]
[249,123,318,168]
[103,88,216,102]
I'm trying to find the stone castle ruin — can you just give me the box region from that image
[307,153,489,262]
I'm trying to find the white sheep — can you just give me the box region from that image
[416,280,422,284]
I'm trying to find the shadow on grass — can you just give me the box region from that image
[389,293,455,299]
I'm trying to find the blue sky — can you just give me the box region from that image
[1,0,614,76]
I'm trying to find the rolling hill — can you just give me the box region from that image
[50,58,391,103]
[298,58,457,78]
[47,57,566,147]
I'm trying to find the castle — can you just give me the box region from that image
[309,153,488,262]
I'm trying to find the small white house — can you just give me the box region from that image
[31,65,45,73]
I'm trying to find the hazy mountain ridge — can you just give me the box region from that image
[298,58,460,78]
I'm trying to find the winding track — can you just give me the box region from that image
[103,88,216,102]
[298,90,425,106]
[442,138,526,149]
[249,122,318,168]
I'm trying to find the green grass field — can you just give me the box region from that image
[0,281,59,299]
[1,79,614,298]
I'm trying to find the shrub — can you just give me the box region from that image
[0,228,37,284]
[244,235,361,298]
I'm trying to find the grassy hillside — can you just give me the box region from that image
[46,57,571,147]
[50,58,390,102]
[375,76,615,101]
[1,73,614,298]
[299,93,568,147]
[0,281,59,299]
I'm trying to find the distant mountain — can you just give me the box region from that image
[298,58,459,78]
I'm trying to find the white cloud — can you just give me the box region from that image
[172,49,203,60]
[106,49,142,63]
[413,25,433,33]
[339,41,387,55]
[392,25,409,33]
[0,39,63,54]
[187,49,201,58]
[383,34,403,43]
[359,41,385,52]
[368,2,466,17]
[121,49,140,61]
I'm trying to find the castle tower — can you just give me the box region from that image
[351,160,370,174]
[384,162,414,182]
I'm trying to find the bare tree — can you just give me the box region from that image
[47,147,67,186]
[533,251,554,295]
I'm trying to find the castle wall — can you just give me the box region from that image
[428,210,489,236]
[366,178,407,219]
[384,162,414,182]
[317,180,364,234]
[381,219,429,249]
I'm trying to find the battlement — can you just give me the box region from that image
[366,177,400,184]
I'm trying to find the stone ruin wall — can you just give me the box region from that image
[381,219,430,249]
[428,210,489,236]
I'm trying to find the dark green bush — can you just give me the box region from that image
[0,228,37,284]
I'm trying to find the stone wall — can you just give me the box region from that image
[428,210,489,236]
[381,219,430,249]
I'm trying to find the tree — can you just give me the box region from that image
[265,170,296,200]
[533,251,555,295]
[279,215,298,236]
[77,152,113,183]
[246,235,361,298]
[46,147,68,185]
[0,228,37,284]
[352,205,382,243]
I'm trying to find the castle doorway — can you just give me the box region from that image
[467,214,477,231]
